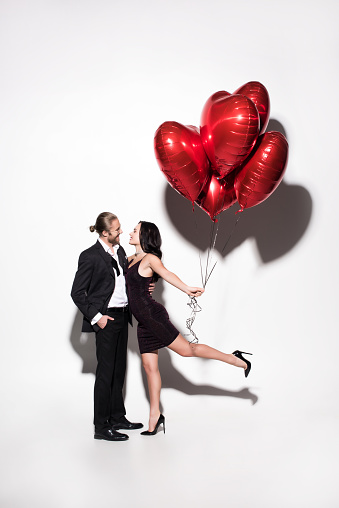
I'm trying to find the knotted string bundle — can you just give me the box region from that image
[184,296,202,343]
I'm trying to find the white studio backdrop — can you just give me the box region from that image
[0,1,338,507]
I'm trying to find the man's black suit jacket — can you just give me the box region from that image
[71,240,130,333]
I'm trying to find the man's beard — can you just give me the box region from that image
[108,234,120,246]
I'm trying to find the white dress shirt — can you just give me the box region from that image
[91,238,128,325]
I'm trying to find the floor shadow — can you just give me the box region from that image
[165,119,313,264]
[158,348,258,404]
[69,276,258,410]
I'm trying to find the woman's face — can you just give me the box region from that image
[129,223,141,246]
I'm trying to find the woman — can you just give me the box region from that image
[126,221,252,436]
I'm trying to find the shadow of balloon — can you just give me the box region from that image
[165,119,313,264]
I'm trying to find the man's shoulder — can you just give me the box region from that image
[79,241,101,258]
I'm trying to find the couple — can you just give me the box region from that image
[71,212,251,441]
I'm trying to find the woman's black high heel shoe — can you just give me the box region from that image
[232,350,253,378]
[140,414,165,436]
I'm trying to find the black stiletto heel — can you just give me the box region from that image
[232,350,253,378]
[140,414,165,436]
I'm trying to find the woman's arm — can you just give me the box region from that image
[147,255,204,297]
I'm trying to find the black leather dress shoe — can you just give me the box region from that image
[94,428,129,441]
[111,416,143,430]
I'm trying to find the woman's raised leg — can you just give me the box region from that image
[141,351,162,431]
[168,334,247,370]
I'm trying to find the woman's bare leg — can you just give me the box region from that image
[168,334,247,370]
[141,351,162,431]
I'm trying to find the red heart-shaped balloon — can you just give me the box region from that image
[154,121,210,202]
[200,93,260,179]
[196,172,237,221]
[201,90,231,117]
[234,81,270,135]
[235,131,288,210]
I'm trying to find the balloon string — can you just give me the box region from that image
[220,215,241,254]
[193,208,204,287]
[204,219,221,286]
[204,220,215,287]
[184,296,202,343]
[204,194,224,287]
[211,215,220,251]
[205,217,220,287]
[192,181,224,287]
[203,181,224,286]
[204,214,241,286]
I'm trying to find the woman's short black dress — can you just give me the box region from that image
[126,259,179,354]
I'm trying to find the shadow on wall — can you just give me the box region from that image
[70,276,258,409]
[69,119,309,411]
[165,119,313,264]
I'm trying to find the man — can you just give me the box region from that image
[71,212,143,441]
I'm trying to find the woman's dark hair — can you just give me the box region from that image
[139,221,162,281]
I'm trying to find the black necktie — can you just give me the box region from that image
[109,254,120,276]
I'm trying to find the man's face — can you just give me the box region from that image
[105,219,122,246]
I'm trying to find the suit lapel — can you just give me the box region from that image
[117,246,127,274]
[96,240,114,277]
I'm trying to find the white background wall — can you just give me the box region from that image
[1,1,338,507]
